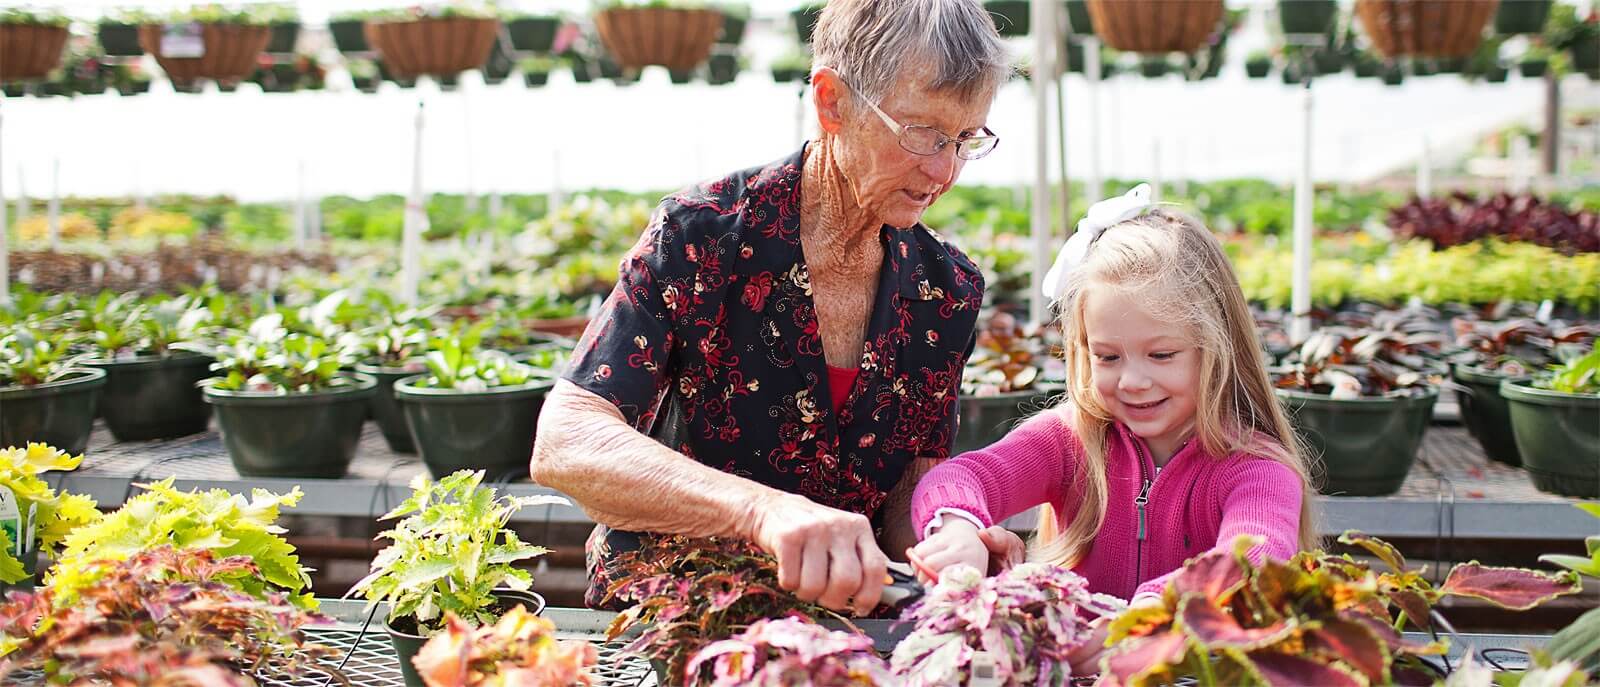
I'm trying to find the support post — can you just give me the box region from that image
[1416,136,1432,198]
[401,102,426,306]
[1029,0,1057,327]
[1290,81,1315,343]
[1083,37,1103,204]
[47,159,60,251]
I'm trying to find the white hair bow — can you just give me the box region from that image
[1040,183,1154,304]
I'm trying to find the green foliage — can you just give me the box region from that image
[348,470,567,633]
[0,329,91,388]
[1536,346,1600,394]
[50,478,313,609]
[0,444,98,584]
[202,314,355,393]
[414,338,540,390]
[0,8,69,26]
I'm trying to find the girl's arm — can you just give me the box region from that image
[911,409,1081,539]
[1131,458,1304,600]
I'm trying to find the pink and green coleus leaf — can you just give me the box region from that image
[1245,649,1369,687]
[1337,610,1446,657]
[1390,589,1433,631]
[1167,539,1252,605]
[1339,531,1410,574]
[1100,630,1191,687]
[1177,594,1296,651]
[1305,617,1391,682]
[1439,563,1581,610]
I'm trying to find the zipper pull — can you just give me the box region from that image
[1135,479,1151,541]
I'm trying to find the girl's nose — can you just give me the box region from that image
[1119,366,1154,393]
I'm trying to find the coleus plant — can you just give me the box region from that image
[1097,532,1581,687]
[889,563,1125,686]
[963,311,1043,396]
[0,444,99,584]
[348,470,568,634]
[1387,193,1599,254]
[685,616,891,686]
[0,328,91,388]
[411,337,540,392]
[1450,319,1599,376]
[603,536,849,684]
[1535,346,1600,395]
[1535,503,1600,676]
[49,478,314,609]
[337,302,437,369]
[201,313,356,393]
[0,546,339,686]
[412,605,599,687]
[1274,326,1446,398]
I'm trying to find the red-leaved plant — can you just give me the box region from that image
[412,604,599,687]
[1388,193,1599,254]
[0,546,341,686]
[1097,533,1581,687]
[685,616,891,686]
[1450,318,1599,375]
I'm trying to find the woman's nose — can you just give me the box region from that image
[921,144,960,187]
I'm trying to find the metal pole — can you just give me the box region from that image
[1056,36,1071,232]
[1416,136,1432,198]
[550,149,564,216]
[1083,37,1103,204]
[47,158,60,251]
[1510,135,1532,195]
[14,166,25,221]
[1290,81,1315,343]
[401,101,425,306]
[294,159,307,249]
[1029,0,1056,327]
[1151,138,1163,203]
[1,104,8,307]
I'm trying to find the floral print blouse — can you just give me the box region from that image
[563,145,984,607]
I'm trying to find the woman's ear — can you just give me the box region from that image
[811,67,847,135]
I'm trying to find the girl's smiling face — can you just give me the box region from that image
[1084,289,1202,463]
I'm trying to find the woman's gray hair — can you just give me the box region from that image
[811,0,1009,106]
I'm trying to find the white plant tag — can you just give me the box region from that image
[1536,299,1554,323]
[969,650,1003,687]
[161,22,205,58]
[0,487,21,557]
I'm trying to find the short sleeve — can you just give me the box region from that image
[562,204,687,431]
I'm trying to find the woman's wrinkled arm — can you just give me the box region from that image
[878,456,941,561]
[530,379,781,539]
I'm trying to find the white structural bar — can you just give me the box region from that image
[1417,136,1432,199]
[1290,82,1315,343]
[1029,0,1057,327]
[0,104,7,307]
[47,158,60,251]
[1083,37,1103,205]
[401,101,425,306]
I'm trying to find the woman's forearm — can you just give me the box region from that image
[530,380,783,539]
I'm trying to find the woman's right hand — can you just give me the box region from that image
[749,492,889,617]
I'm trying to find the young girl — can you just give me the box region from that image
[909,184,1320,609]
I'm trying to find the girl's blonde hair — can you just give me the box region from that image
[1031,207,1322,568]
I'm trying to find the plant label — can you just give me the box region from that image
[0,487,21,557]
[161,22,206,58]
[1536,300,1554,323]
[969,651,1003,687]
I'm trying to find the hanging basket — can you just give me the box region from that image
[1084,0,1224,54]
[0,23,69,81]
[1353,0,1499,59]
[594,7,722,71]
[138,23,272,83]
[364,17,500,79]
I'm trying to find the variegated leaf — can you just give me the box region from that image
[1440,563,1581,610]
[1248,649,1369,687]
[1178,594,1296,650]
[1339,532,1410,574]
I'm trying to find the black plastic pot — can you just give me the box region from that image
[0,369,106,456]
[1140,57,1170,78]
[1277,386,1438,496]
[267,22,300,53]
[1452,365,1529,467]
[669,68,694,84]
[97,23,143,56]
[1571,35,1599,74]
[1246,59,1272,78]
[1485,64,1509,82]
[793,4,825,43]
[707,54,738,85]
[355,362,424,454]
[395,376,553,481]
[204,373,375,478]
[1501,380,1599,498]
[1381,64,1405,85]
[772,66,807,82]
[329,19,369,53]
[718,13,747,45]
[985,0,1031,36]
[507,16,560,52]
[523,70,549,87]
[953,387,1058,454]
[1519,57,1548,77]
[1353,55,1381,78]
[1064,0,1093,35]
[1278,0,1339,35]
[83,353,213,442]
[387,589,546,687]
[1494,0,1553,34]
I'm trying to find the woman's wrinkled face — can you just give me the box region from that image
[835,62,996,229]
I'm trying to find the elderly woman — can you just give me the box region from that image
[530,0,1010,616]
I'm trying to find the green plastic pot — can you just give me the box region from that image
[717,13,747,45]
[329,19,369,52]
[387,589,545,687]
[83,353,213,441]
[203,373,376,478]
[1451,365,1530,467]
[1278,0,1339,35]
[507,16,560,52]
[0,369,105,456]
[1519,57,1548,78]
[1065,0,1093,35]
[0,547,40,596]
[395,376,554,481]
[1572,35,1600,74]
[1246,59,1272,78]
[355,362,425,454]
[266,22,299,53]
[1494,0,1553,33]
[985,0,1031,36]
[793,3,825,43]
[1500,380,1599,498]
[97,23,143,56]
[953,386,1058,454]
[1277,386,1438,496]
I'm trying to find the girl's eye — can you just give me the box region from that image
[1095,354,1120,363]
[1152,351,1178,360]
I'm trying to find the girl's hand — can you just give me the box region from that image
[1067,595,1164,677]
[906,516,987,584]
[977,525,1026,572]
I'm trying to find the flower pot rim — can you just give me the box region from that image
[1451,363,1533,384]
[393,374,555,400]
[202,371,377,405]
[366,15,500,28]
[354,360,428,375]
[1274,384,1440,406]
[0,367,107,399]
[383,588,548,639]
[1499,378,1600,406]
[82,350,212,370]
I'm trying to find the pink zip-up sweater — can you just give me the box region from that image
[912,408,1304,600]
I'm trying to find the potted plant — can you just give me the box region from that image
[350,58,382,91]
[1354,0,1498,58]
[1352,50,1382,77]
[1381,62,1404,84]
[395,339,553,480]
[1272,326,1445,496]
[0,9,70,82]
[1086,0,1223,53]
[707,52,740,85]
[956,312,1051,454]
[793,2,825,43]
[412,606,599,687]
[78,293,216,441]
[0,547,336,686]
[0,329,104,456]
[985,0,1031,36]
[97,10,151,56]
[348,470,567,687]
[261,3,300,53]
[595,0,722,72]
[1496,0,1554,34]
[771,50,811,83]
[890,563,1124,685]
[343,309,433,454]
[365,5,501,80]
[1099,532,1581,686]
[329,9,374,53]
[1277,0,1339,35]
[1448,318,1595,466]
[480,36,514,84]
[507,13,562,52]
[138,5,275,85]
[198,314,375,478]
[1501,346,1600,497]
[0,443,98,594]
[688,617,890,686]
[1139,55,1172,77]
[1536,503,1600,675]
[1246,50,1273,78]
[716,4,749,46]
[519,56,556,86]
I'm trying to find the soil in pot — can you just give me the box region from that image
[387,589,546,687]
[84,353,213,441]
[204,373,375,478]
[0,369,106,456]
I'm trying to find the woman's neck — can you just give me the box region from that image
[800,140,883,279]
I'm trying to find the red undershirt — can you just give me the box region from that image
[826,365,859,417]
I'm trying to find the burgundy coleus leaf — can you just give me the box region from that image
[1246,650,1369,687]
[1389,590,1432,631]
[1178,594,1296,650]
[1306,618,1390,682]
[1338,532,1409,574]
[1338,611,1445,658]
[1439,563,1581,610]
[1100,630,1190,687]
[1169,544,1249,604]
